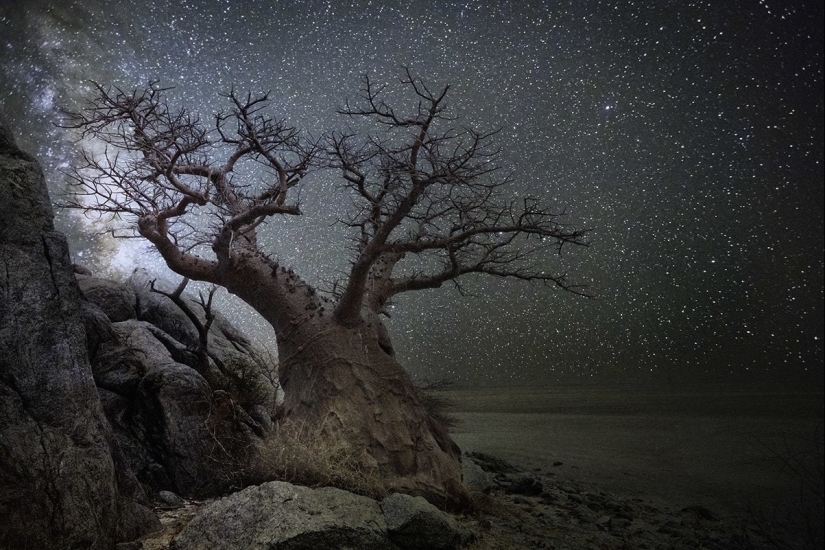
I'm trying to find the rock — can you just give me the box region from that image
[465,451,520,473]
[158,490,186,508]
[171,481,473,550]
[0,117,160,549]
[128,271,201,347]
[680,505,720,521]
[80,300,117,358]
[248,403,274,432]
[76,269,281,497]
[380,493,469,549]
[170,481,394,550]
[92,320,157,396]
[76,274,137,322]
[461,453,495,493]
[505,476,544,496]
[127,268,279,411]
[97,324,260,497]
[134,362,236,495]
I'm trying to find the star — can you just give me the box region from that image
[0,0,821,384]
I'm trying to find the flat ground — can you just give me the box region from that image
[443,383,824,520]
[135,382,824,549]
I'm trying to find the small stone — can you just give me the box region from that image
[381,493,467,550]
[506,477,543,496]
[157,490,185,508]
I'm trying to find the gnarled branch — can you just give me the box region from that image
[329,72,590,325]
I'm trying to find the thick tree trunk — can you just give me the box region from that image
[276,314,468,508]
[218,253,469,509]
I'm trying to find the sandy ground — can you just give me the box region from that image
[444,383,824,521]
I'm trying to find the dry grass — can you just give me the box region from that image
[227,375,460,500]
[250,419,391,500]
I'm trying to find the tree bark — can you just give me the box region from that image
[279,317,466,508]
[218,251,468,509]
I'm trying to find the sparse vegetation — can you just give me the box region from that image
[251,419,390,500]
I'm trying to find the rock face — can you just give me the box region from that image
[0,118,160,548]
[170,481,470,550]
[79,268,280,496]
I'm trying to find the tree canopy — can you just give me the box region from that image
[61,70,590,329]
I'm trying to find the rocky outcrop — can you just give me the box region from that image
[170,481,471,550]
[0,117,160,548]
[78,268,280,496]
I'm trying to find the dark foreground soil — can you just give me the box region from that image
[132,384,823,549]
[457,456,815,550]
[131,453,817,550]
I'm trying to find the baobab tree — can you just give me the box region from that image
[61,71,589,508]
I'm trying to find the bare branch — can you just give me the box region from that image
[329,73,590,324]
[62,74,589,335]
[60,81,317,283]
[151,277,218,371]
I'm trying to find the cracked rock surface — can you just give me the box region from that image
[0,116,160,549]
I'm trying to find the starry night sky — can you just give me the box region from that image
[1,0,822,385]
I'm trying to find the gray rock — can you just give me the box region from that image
[380,493,467,549]
[248,403,274,432]
[128,270,202,348]
[80,299,117,358]
[0,117,160,549]
[158,490,186,507]
[133,362,227,495]
[461,453,495,493]
[128,268,278,411]
[505,476,543,496]
[92,320,158,396]
[77,274,137,322]
[171,481,395,550]
[464,451,520,473]
[80,270,281,497]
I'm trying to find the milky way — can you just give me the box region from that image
[1,0,822,385]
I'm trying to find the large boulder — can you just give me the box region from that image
[0,117,160,548]
[170,481,469,550]
[76,274,137,322]
[77,268,280,496]
[128,268,278,415]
